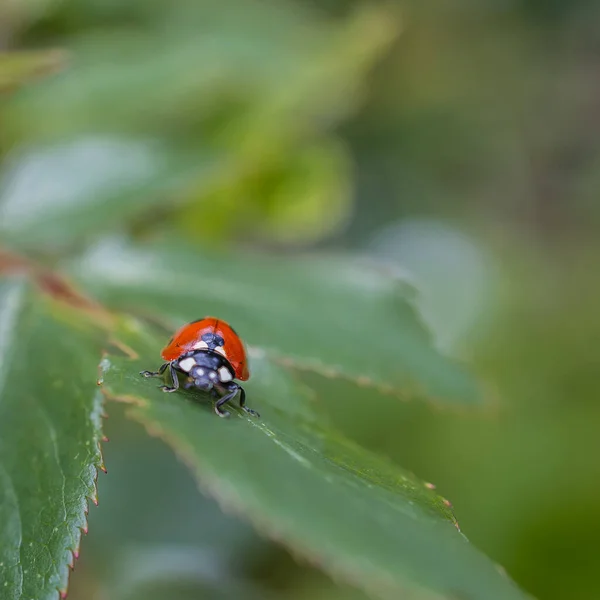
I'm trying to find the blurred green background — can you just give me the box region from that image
[2,0,600,599]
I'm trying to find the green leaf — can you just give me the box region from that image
[99,322,529,600]
[71,240,483,406]
[82,405,268,563]
[67,409,272,600]
[0,277,105,600]
[0,139,221,251]
[4,3,395,145]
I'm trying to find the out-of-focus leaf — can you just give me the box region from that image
[69,541,271,600]
[255,142,351,245]
[0,277,105,600]
[2,2,397,250]
[0,3,396,250]
[100,544,269,600]
[0,138,221,250]
[71,239,483,405]
[5,3,396,147]
[0,0,59,40]
[209,4,399,155]
[0,50,67,94]
[111,571,266,600]
[179,140,352,246]
[98,322,529,600]
[287,571,426,600]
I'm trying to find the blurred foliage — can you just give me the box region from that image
[0,49,67,93]
[1,0,600,599]
[0,0,398,251]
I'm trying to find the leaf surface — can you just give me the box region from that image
[72,240,483,406]
[0,278,104,600]
[99,322,529,600]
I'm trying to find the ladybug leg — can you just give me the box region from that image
[159,363,180,393]
[237,386,259,417]
[140,363,168,378]
[214,390,234,418]
[214,383,259,418]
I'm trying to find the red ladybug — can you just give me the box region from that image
[140,317,258,418]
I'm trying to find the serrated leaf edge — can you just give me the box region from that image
[56,390,107,600]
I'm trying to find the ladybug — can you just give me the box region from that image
[140,317,258,418]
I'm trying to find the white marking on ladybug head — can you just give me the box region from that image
[213,346,227,358]
[178,357,196,372]
[218,367,233,382]
[192,340,209,350]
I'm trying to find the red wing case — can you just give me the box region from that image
[161,317,250,380]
